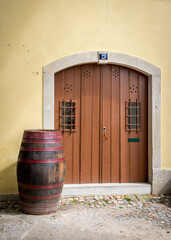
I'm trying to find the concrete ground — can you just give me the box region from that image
[0,194,170,240]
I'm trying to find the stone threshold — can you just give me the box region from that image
[0,183,151,201]
[62,183,151,197]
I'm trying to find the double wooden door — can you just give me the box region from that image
[55,64,148,184]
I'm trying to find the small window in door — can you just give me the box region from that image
[59,100,76,132]
[125,101,141,131]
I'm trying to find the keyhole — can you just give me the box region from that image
[103,126,106,131]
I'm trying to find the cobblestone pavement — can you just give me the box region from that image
[0,194,170,240]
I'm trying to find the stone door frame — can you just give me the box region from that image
[43,51,161,194]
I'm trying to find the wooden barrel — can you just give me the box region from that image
[17,130,65,215]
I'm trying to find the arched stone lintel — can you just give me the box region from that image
[43,51,160,76]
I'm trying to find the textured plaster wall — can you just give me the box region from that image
[0,0,171,193]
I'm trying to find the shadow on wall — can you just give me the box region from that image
[0,163,18,194]
[161,179,171,194]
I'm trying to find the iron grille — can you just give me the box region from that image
[125,100,141,132]
[59,100,77,132]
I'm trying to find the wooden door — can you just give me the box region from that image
[120,67,148,182]
[54,64,148,184]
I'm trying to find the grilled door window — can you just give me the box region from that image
[59,100,76,132]
[125,101,141,131]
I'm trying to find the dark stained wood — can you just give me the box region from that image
[17,130,65,215]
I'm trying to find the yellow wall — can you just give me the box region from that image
[0,0,171,193]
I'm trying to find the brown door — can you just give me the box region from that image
[54,64,148,184]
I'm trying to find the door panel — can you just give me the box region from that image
[129,71,140,182]
[72,66,81,183]
[80,65,93,183]
[54,64,148,184]
[100,65,120,183]
[139,74,148,182]
[55,67,81,184]
[62,68,74,184]
[91,65,100,183]
[120,68,148,183]
[111,66,120,183]
[101,65,111,183]
[120,67,130,182]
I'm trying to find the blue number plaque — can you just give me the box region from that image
[99,53,108,60]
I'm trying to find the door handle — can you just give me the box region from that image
[103,132,107,140]
[103,126,107,140]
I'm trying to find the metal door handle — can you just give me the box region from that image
[103,132,107,140]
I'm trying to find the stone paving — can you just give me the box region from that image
[60,194,171,229]
[0,194,170,239]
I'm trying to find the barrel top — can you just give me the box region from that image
[23,130,62,139]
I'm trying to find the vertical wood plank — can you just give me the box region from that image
[63,68,74,183]
[80,64,93,183]
[101,65,111,183]
[99,66,103,183]
[129,70,139,182]
[120,67,130,182]
[139,74,148,182]
[91,64,100,183]
[72,66,81,183]
[54,71,64,130]
[111,66,120,182]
